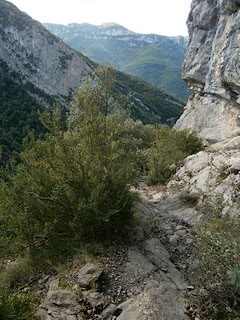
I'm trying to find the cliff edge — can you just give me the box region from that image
[175,0,240,142]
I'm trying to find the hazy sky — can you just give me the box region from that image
[9,0,192,36]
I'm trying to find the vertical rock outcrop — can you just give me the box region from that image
[175,0,240,142]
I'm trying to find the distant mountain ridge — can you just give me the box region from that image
[0,0,185,124]
[44,22,189,101]
[0,0,185,163]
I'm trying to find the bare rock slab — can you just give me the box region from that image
[142,238,187,291]
[117,278,187,320]
[126,247,156,280]
[36,290,82,320]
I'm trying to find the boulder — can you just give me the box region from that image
[36,290,81,320]
[77,263,103,288]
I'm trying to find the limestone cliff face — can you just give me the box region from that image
[175,0,240,142]
[0,0,92,104]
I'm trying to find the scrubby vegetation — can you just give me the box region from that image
[187,217,240,319]
[0,64,158,319]
[0,65,156,262]
[146,125,202,185]
[2,64,238,320]
[0,286,38,320]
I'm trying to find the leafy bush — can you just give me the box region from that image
[0,289,37,319]
[118,119,156,172]
[0,65,140,257]
[146,126,202,184]
[0,257,34,289]
[0,286,38,320]
[187,217,240,319]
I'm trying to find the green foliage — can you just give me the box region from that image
[0,59,47,166]
[117,119,156,172]
[115,71,185,125]
[0,286,38,320]
[0,256,35,289]
[0,65,140,258]
[187,217,240,319]
[44,23,188,101]
[146,126,202,184]
[228,267,240,289]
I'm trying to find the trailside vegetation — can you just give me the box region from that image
[187,217,240,319]
[0,65,155,260]
[146,125,202,185]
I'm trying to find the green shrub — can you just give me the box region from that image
[146,126,202,184]
[0,65,140,257]
[180,189,199,206]
[187,217,240,319]
[0,257,34,289]
[0,286,38,320]
[118,119,156,172]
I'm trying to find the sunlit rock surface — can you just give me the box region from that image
[175,0,240,142]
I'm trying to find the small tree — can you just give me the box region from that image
[146,126,202,184]
[0,65,139,256]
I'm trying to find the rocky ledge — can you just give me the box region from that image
[175,0,240,142]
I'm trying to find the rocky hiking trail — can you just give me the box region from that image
[36,182,203,320]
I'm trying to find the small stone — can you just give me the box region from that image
[101,304,117,320]
[187,286,195,291]
[176,246,186,253]
[186,237,194,245]
[176,229,187,237]
[168,234,180,245]
[77,263,103,288]
[176,225,185,231]
[82,291,107,309]
[230,162,240,174]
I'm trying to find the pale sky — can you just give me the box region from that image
[9,0,192,36]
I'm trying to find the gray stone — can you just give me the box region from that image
[117,276,186,320]
[169,234,180,245]
[77,263,103,288]
[142,238,187,291]
[36,290,81,320]
[126,247,156,280]
[0,1,92,106]
[101,303,117,319]
[230,162,240,174]
[82,291,108,309]
[175,0,240,141]
[176,229,187,238]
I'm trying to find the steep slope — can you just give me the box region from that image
[0,59,46,165]
[0,0,185,129]
[44,22,189,101]
[0,0,92,105]
[175,0,240,142]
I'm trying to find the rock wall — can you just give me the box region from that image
[0,0,92,103]
[175,0,240,142]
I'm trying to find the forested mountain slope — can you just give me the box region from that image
[0,0,185,163]
[44,22,189,101]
